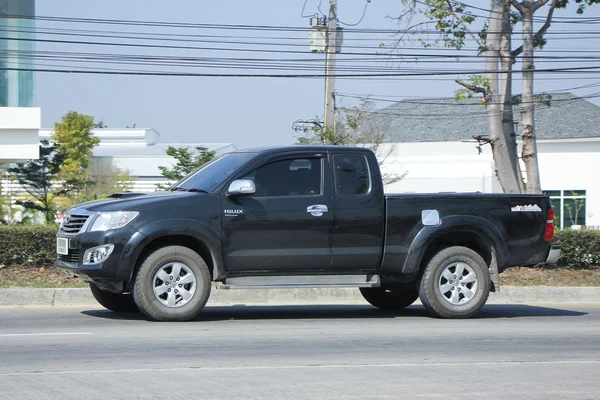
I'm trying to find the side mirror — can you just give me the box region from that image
[227,179,256,196]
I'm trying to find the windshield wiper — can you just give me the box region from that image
[170,187,207,193]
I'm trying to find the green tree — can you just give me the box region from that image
[73,162,133,204]
[0,182,7,224]
[8,140,65,224]
[157,146,216,190]
[53,111,100,195]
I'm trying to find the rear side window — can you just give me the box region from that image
[333,154,370,196]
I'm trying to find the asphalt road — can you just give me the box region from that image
[1,304,599,400]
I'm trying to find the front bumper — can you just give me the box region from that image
[545,245,561,264]
[55,226,144,283]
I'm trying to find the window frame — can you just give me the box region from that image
[543,189,586,230]
[243,156,325,199]
[332,153,372,197]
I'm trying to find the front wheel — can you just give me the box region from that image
[419,246,491,319]
[89,283,139,313]
[133,246,211,322]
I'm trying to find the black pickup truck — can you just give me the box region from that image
[56,146,560,321]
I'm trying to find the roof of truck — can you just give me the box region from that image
[234,145,372,154]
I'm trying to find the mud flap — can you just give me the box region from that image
[489,246,500,293]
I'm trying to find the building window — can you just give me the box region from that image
[543,190,586,230]
[0,0,36,107]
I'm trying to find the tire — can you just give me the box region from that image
[360,285,419,311]
[133,245,211,322]
[89,282,139,313]
[419,246,491,319]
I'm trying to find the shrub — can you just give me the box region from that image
[553,230,600,269]
[0,225,58,266]
[0,224,598,270]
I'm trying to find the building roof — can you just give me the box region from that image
[93,143,236,158]
[40,128,161,146]
[38,128,236,177]
[367,92,600,143]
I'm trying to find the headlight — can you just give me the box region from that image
[83,244,114,264]
[89,211,139,232]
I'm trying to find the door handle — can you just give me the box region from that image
[307,204,328,217]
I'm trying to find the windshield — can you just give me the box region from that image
[173,152,257,192]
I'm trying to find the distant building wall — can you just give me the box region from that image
[379,139,599,228]
[0,0,35,107]
[0,107,40,163]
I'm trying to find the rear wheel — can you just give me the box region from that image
[360,284,419,311]
[89,282,139,313]
[133,246,211,322]
[419,246,490,319]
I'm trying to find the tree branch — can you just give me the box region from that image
[511,0,557,58]
[510,0,524,13]
[456,79,487,94]
[532,0,552,12]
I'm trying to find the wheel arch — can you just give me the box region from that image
[123,220,226,288]
[403,216,508,283]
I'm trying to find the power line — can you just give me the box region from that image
[301,0,313,18]
[3,64,600,78]
[338,0,370,27]
[337,92,600,120]
[336,87,600,106]
[337,82,600,100]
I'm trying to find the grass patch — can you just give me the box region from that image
[0,265,87,289]
[500,267,600,287]
[0,264,599,288]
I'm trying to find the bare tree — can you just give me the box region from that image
[396,0,596,194]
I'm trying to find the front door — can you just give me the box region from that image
[222,155,334,273]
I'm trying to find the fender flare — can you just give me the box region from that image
[402,215,508,277]
[120,219,224,282]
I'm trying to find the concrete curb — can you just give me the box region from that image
[0,286,599,308]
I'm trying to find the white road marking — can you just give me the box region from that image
[0,359,598,377]
[0,332,92,337]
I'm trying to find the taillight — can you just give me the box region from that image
[544,207,555,242]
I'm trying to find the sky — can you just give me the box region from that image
[34,0,600,149]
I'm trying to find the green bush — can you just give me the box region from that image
[553,230,600,269]
[0,225,58,266]
[0,224,598,270]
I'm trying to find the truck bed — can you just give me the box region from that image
[382,193,552,274]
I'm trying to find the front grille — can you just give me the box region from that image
[58,249,80,264]
[61,214,90,234]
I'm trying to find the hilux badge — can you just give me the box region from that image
[224,209,243,216]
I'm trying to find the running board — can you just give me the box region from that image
[218,274,381,290]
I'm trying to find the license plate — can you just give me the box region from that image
[57,237,69,255]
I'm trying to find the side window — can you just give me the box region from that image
[248,158,322,197]
[333,154,370,196]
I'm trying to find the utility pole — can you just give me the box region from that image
[323,0,338,137]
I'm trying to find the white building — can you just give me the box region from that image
[0,107,40,164]
[38,128,236,192]
[372,93,598,230]
[0,0,40,164]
